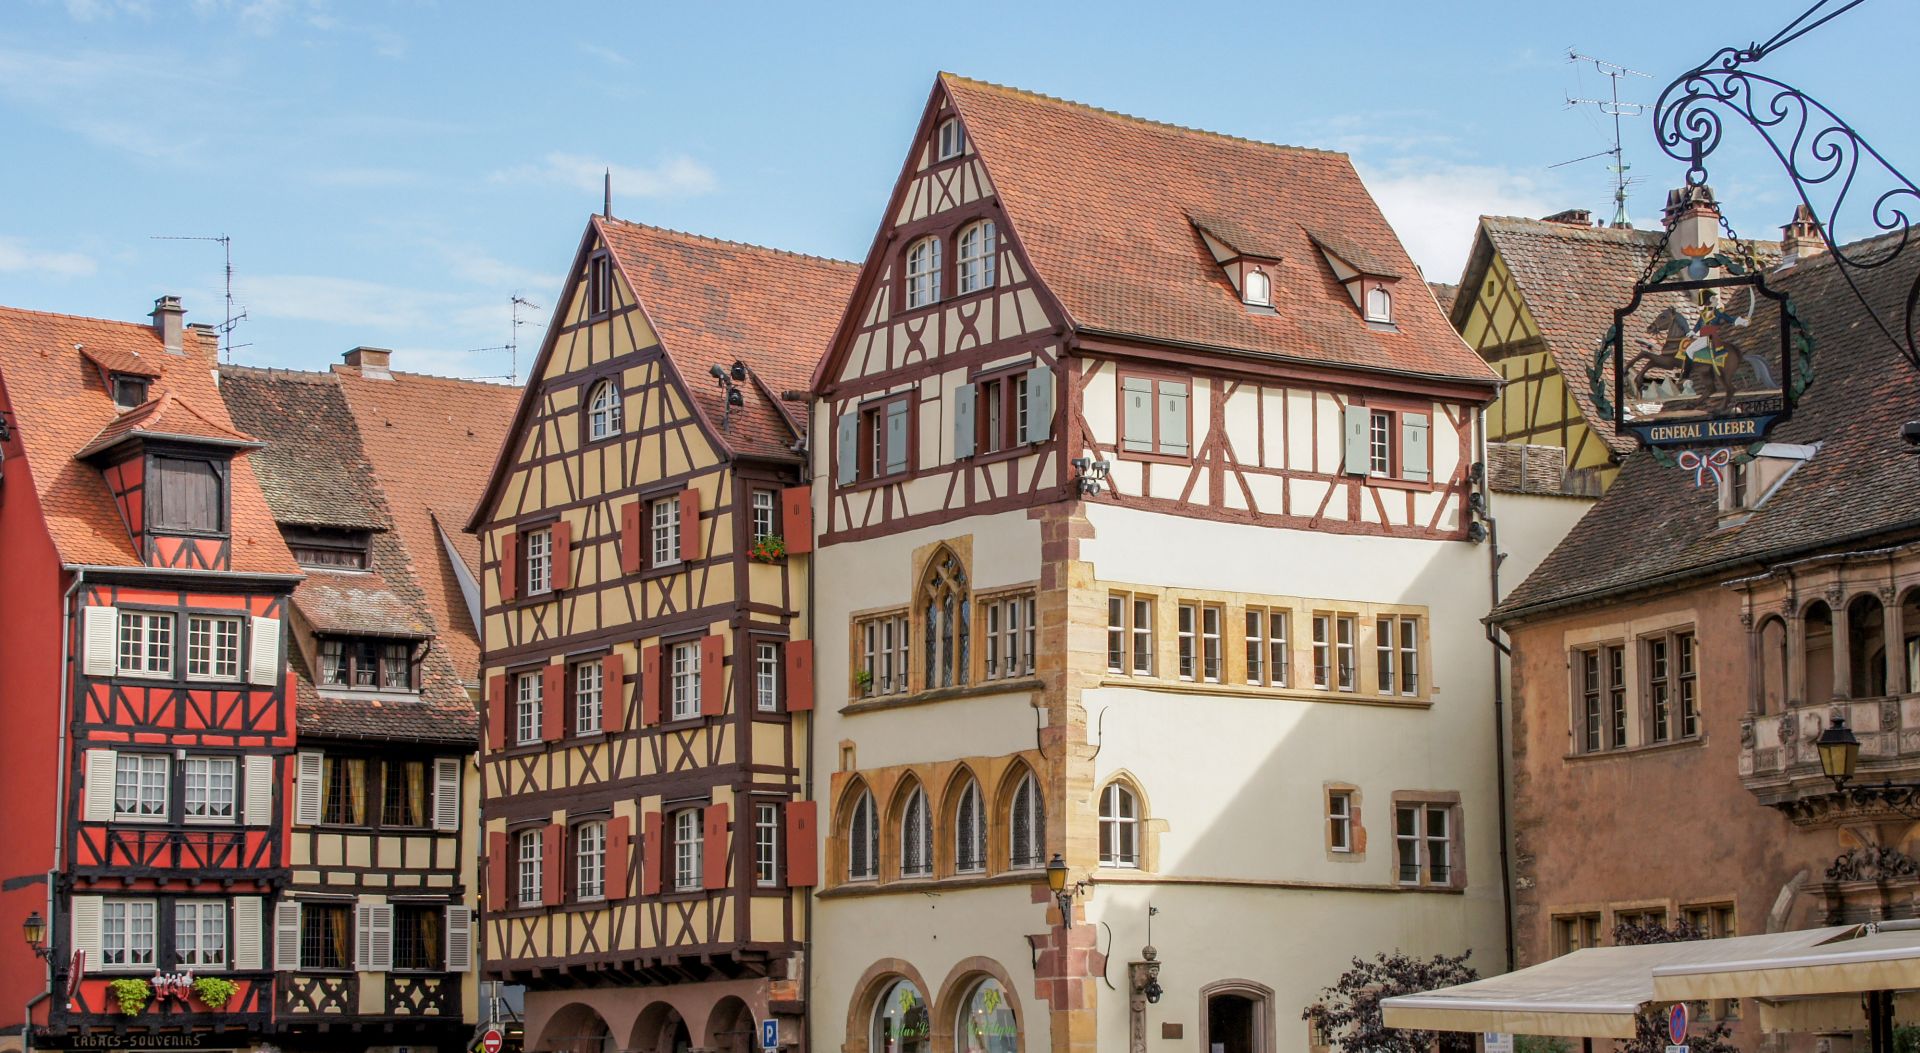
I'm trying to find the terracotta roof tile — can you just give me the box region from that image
[1495,230,1920,620]
[0,306,295,574]
[76,391,260,459]
[218,368,389,531]
[1428,282,1459,316]
[597,218,859,460]
[939,75,1496,385]
[79,344,161,378]
[292,570,428,638]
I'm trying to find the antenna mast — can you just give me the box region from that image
[1561,50,1652,227]
[510,295,542,383]
[150,234,248,361]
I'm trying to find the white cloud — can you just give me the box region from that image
[1355,160,1558,285]
[577,42,631,67]
[0,237,98,277]
[307,166,425,188]
[490,152,716,199]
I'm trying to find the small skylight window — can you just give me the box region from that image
[937,119,966,161]
[1244,269,1272,307]
[1365,286,1393,323]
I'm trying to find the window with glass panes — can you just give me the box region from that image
[1375,615,1419,696]
[321,755,367,825]
[183,756,235,821]
[1009,772,1044,870]
[954,779,985,873]
[1335,615,1357,691]
[670,642,701,720]
[186,615,242,681]
[175,901,226,968]
[516,671,542,745]
[858,613,910,696]
[847,791,878,881]
[574,661,603,735]
[114,753,169,819]
[752,489,777,540]
[1107,593,1154,675]
[985,593,1035,680]
[300,902,350,970]
[317,636,413,690]
[1098,782,1139,868]
[1577,644,1628,753]
[516,829,543,906]
[523,527,551,594]
[1327,790,1354,852]
[900,787,932,878]
[1312,614,1332,689]
[755,642,780,712]
[102,899,156,968]
[1243,607,1289,686]
[958,221,997,294]
[1553,912,1603,956]
[1368,412,1394,475]
[1394,803,1453,886]
[651,497,681,567]
[755,803,780,887]
[1677,631,1699,737]
[587,380,623,440]
[1682,903,1740,1018]
[392,905,443,971]
[1177,603,1198,680]
[575,820,606,901]
[382,759,428,827]
[906,237,942,309]
[672,809,702,892]
[1200,605,1223,682]
[117,610,173,677]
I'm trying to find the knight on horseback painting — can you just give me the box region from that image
[1622,284,1782,419]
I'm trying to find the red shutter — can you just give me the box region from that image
[781,486,813,554]
[486,674,507,751]
[678,488,701,563]
[542,663,565,742]
[542,824,563,906]
[499,531,519,602]
[641,811,663,896]
[702,803,729,891]
[551,520,573,591]
[784,801,818,888]
[602,652,626,733]
[605,815,631,901]
[487,830,509,908]
[620,501,643,575]
[641,645,662,726]
[784,641,814,712]
[700,635,726,717]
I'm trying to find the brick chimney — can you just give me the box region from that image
[150,295,186,355]
[1541,208,1593,227]
[1662,184,1721,261]
[341,346,393,380]
[1779,203,1827,268]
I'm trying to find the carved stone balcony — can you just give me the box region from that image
[1741,693,1920,823]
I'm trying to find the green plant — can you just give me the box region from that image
[853,668,874,689]
[1304,949,1479,1053]
[1516,1036,1572,1053]
[191,976,237,1010]
[749,534,787,563]
[108,978,152,1016]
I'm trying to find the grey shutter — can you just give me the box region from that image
[365,903,393,972]
[248,616,281,686]
[1401,413,1431,482]
[232,897,263,971]
[71,895,103,964]
[1022,365,1052,444]
[432,757,461,833]
[884,400,910,475]
[953,383,977,459]
[1121,377,1154,452]
[83,749,117,823]
[274,900,300,971]
[82,606,117,677]
[444,905,473,972]
[834,412,859,485]
[355,903,372,970]
[243,755,273,827]
[1160,381,1190,457]
[295,752,324,826]
[1343,405,1371,475]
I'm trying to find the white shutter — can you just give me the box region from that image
[834,413,859,485]
[354,902,372,971]
[82,606,118,678]
[432,757,461,833]
[367,904,393,972]
[248,617,281,686]
[444,905,473,972]
[83,749,118,823]
[232,897,263,971]
[243,755,273,827]
[70,895,103,964]
[1023,365,1052,444]
[952,382,976,459]
[1343,404,1371,475]
[884,400,910,475]
[1401,412,1431,482]
[274,900,300,971]
[295,752,323,827]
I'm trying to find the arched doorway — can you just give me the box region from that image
[538,1003,617,1053]
[705,995,757,1053]
[1200,981,1273,1053]
[872,977,932,1053]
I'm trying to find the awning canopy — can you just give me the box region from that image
[1380,927,1860,1039]
[1651,926,1920,1026]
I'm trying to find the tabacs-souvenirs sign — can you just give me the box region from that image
[1591,185,1815,485]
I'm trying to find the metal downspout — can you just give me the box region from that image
[1478,414,1518,973]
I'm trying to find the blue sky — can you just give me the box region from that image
[2,0,1912,379]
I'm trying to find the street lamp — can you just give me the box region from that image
[22,912,50,960]
[1816,715,1862,787]
[1046,854,1086,929]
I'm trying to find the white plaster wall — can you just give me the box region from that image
[1489,491,1594,603]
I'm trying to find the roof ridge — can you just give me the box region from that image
[941,72,1348,160]
[598,216,859,270]
[0,303,168,332]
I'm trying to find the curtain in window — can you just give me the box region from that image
[329,906,350,967]
[405,762,426,824]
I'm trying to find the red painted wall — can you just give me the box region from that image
[0,376,70,1033]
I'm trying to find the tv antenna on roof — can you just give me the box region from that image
[150,234,248,362]
[1559,49,1652,228]
[510,295,543,383]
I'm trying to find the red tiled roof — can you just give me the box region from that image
[76,391,260,459]
[79,343,161,378]
[292,569,430,638]
[937,75,1497,386]
[0,306,295,574]
[597,217,859,460]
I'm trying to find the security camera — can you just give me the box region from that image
[730,360,748,381]
[710,364,728,380]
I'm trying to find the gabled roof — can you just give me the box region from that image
[76,391,262,460]
[1494,229,1920,621]
[79,343,162,378]
[215,368,388,531]
[934,74,1496,386]
[597,217,859,461]
[0,305,295,574]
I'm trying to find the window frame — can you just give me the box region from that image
[956,219,997,295]
[516,827,543,908]
[671,808,703,893]
[904,236,943,310]
[1008,772,1045,871]
[299,900,353,972]
[574,819,607,903]
[173,899,227,971]
[668,640,702,722]
[573,659,603,736]
[847,789,879,882]
[953,778,986,875]
[588,253,615,317]
[857,611,911,698]
[1365,285,1394,323]
[852,393,915,485]
[1243,266,1272,307]
[101,898,158,971]
[390,904,446,973]
[1098,781,1140,869]
[147,453,228,537]
[515,670,543,747]
[1107,592,1156,676]
[113,752,170,823]
[754,640,781,713]
[116,609,175,679]
[1643,628,1699,744]
[110,373,150,410]
[585,377,624,442]
[522,526,553,596]
[181,755,237,824]
[750,488,778,542]
[899,785,933,879]
[1393,800,1459,888]
[936,118,967,161]
[184,613,243,683]
[1117,369,1193,463]
[754,802,781,889]
[316,634,419,693]
[1327,789,1354,854]
[650,495,682,569]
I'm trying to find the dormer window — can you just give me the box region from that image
[1365,286,1393,323]
[937,119,966,161]
[284,526,371,570]
[150,455,225,534]
[1716,442,1817,518]
[1244,268,1272,307]
[906,237,942,309]
[111,374,150,410]
[588,254,613,316]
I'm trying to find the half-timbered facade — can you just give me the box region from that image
[808,76,1507,1053]
[0,301,299,1050]
[469,218,856,1053]
[221,354,518,1051]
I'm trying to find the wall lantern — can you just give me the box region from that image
[1046,854,1087,928]
[22,911,50,959]
[1816,715,1862,788]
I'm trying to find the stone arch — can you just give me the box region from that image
[916,544,973,691]
[1756,614,1789,714]
[1198,978,1278,1053]
[939,761,987,876]
[844,958,935,1053]
[836,775,880,884]
[935,956,1027,1053]
[886,772,933,881]
[1095,768,1154,871]
[1803,599,1835,704]
[1847,592,1889,698]
[993,758,1046,873]
[629,999,691,1053]
[702,994,756,1053]
[537,1002,617,1053]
